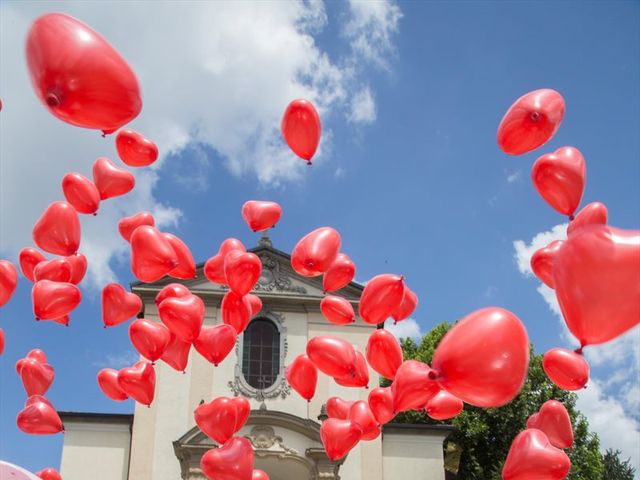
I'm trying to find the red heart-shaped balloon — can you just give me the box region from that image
[497,89,565,155]
[241,201,282,232]
[19,358,55,397]
[33,258,72,283]
[542,348,589,391]
[527,400,573,449]
[391,360,440,412]
[62,172,100,215]
[553,225,640,346]
[334,351,369,388]
[158,294,205,343]
[35,468,62,480]
[117,361,155,406]
[0,328,4,356]
[32,201,81,256]
[432,307,530,408]
[359,274,405,325]
[368,387,395,425]
[26,13,141,132]
[118,211,155,242]
[65,253,87,284]
[92,157,135,200]
[102,283,142,327]
[26,348,48,363]
[130,226,178,282]
[252,470,269,480]
[320,295,355,325]
[320,418,362,461]
[224,251,262,296]
[366,329,403,380]
[17,395,63,435]
[116,129,158,167]
[193,324,237,366]
[160,332,191,372]
[291,227,341,277]
[306,336,356,379]
[502,429,571,480]
[530,240,564,289]
[35,467,62,480]
[221,291,252,334]
[195,396,249,445]
[129,319,171,362]
[532,146,586,217]
[201,437,254,480]
[246,293,262,317]
[164,233,196,280]
[97,368,129,401]
[323,253,356,293]
[281,99,321,163]
[391,287,418,323]
[326,397,355,420]
[348,400,380,441]
[0,259,18,307]
[155,283,191,306]
[425,390,464,420]
[204,238,246,285]
[19,247,46,282]
[32,280,81,321]
[285,354,318,401]
[567,202,607,236]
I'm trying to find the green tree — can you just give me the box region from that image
[391,322,604,479]
[602,449,636,480]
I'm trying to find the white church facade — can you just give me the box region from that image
[58,237,453,480]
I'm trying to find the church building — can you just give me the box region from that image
[58,236,453,479]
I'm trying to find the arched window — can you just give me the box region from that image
[242,318,280,390]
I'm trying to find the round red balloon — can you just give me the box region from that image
[281,99,321,163]
[26,13,141,132]
[432,307,530,408]
[532,146,586,217]
[320,295,355,325]
[285,354,318,401]
[291,227,341,277]
[425,390,464,420]
[306,336,356,379]
[542,348,589,391]
[116,129,158,167]
[553,225,640,346]
[497,89,565,155]
[365,329,403,380]
[62,172,100,215]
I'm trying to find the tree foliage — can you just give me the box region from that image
[391,322,605,479]
[602,449,636,480]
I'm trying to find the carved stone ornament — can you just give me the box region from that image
[245,425,299,456]
[227,311,291,401]
[254,253,307,294]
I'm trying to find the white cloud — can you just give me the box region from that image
[514,226,640,471]
[506,170,522,184]
[513,223,568,276]
[344,0,402,70]
[576,379,640,473]
[384,317,423,340]
[348,86,376,124]
[92,348,140,370]
[0,1,401,286]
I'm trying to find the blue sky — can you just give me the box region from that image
[1,0,639,474]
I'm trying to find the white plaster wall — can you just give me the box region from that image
[382,431,448,480]
[60,422,130,480]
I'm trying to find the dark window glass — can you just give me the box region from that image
[242,318,280,389]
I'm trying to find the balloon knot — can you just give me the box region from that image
[93,212,98,217]
[101,132,106,138]
[428,370,438,381]
[35,317,40,321]
[307,161,312,166]
[569,214,575,221]
[530,111,541,122]
[574,347,584,355]
[182,370,186,375]
[45,92,61,108]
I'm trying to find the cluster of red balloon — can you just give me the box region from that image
[15,349,63,435]
[497,89,640,479]
[35,468,62,480]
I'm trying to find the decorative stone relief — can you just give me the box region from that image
[245,425,299,456]
[254,253,307,294]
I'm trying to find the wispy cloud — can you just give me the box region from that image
[348,86,377,124]
[384,317,423,340]
[92,349,140,370]
[506,170,522,184]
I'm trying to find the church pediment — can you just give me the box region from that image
[131,243,363,303]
